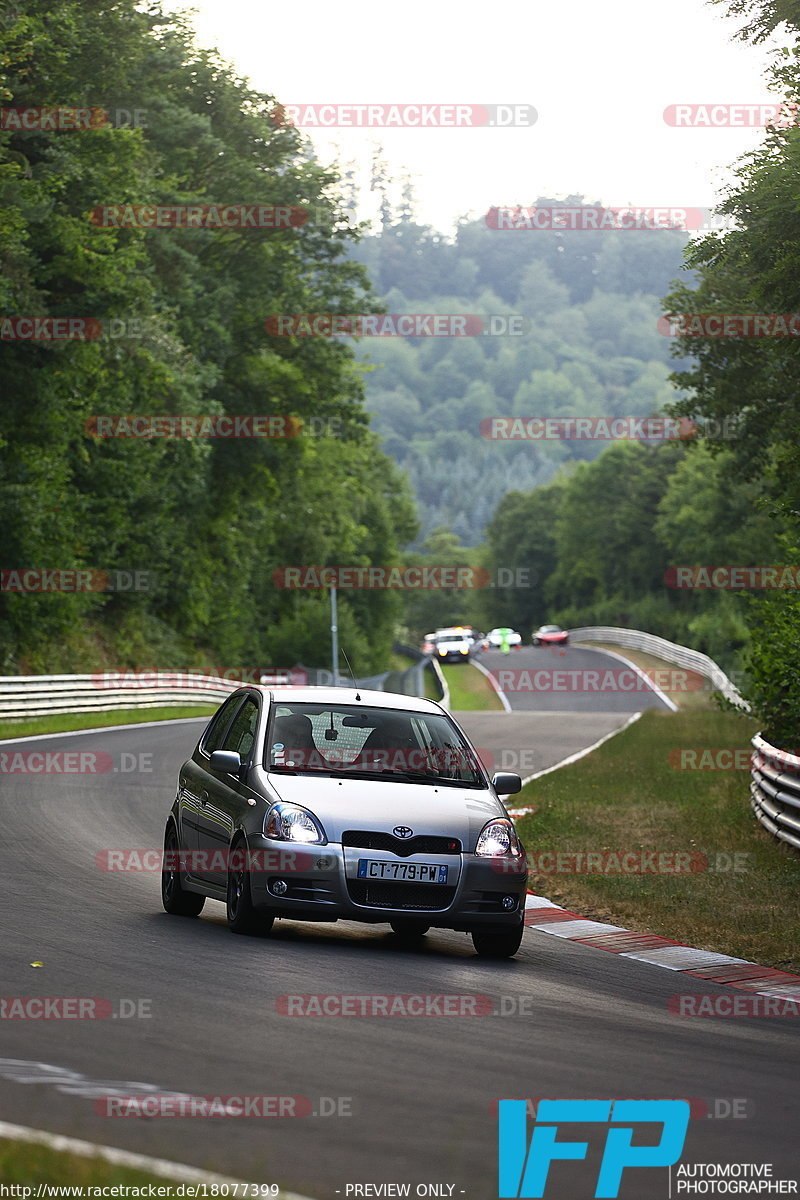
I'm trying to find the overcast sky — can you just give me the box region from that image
[163,0,790,233]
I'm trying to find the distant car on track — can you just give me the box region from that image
[432,631,473,662]
[532,624,569,646]
[162,686,528,957]
[485,627,522,650]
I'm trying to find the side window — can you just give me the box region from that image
[221,697,260,762]
[201,695,243,756]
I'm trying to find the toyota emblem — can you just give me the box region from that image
[393,825,413,839]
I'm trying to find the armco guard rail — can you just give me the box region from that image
[0,672,243,721]
[0,654,432,723]
[569,625,747,710]
[750,734,800,854]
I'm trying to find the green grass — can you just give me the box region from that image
[0,1138,242,1188]
[0,706,216,741]
[515,707,800,972]
[442,663,503,711]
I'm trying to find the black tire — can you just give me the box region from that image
[162,825,205,917]
[471,920,524,959]
[227,841,274,936]
[390,920,430,943]
[533,638,540,646]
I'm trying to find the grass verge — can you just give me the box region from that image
[515,707,800,972]
[0,1137,238,1188]
[442,663,503,712]
[0,706,216,742]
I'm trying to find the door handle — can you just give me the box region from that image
[200,790,209,805]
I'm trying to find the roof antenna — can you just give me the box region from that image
[340,647,360,700]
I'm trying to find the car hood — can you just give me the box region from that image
[261,772,503,850]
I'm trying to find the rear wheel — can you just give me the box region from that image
[390,920,430,943]
[227,841,274,936]
[471,920,524,959]
[161,826,205,917]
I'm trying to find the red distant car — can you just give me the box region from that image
[532,624,569,646]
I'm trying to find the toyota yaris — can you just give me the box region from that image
[161,686,528,957]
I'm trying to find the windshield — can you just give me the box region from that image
[265,703,485,787]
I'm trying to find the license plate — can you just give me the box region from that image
[357,859,448,884]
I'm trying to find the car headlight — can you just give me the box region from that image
[265,803,327,844]
[475,818,522,857]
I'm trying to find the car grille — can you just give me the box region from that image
[342,830,461,857]
[347,880,456,911]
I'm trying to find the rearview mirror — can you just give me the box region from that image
[210,749,243,775]
[491,771,521,796]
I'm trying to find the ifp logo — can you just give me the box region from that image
[498,1099,690,1197]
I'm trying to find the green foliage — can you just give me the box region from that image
[0,0,416,674]
[470,439,780,668]
[661,12,800,743]
[743,583,800,746]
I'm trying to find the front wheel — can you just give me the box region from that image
[162,826,205,917]
[471,920,524,959]
[227,842,274,936]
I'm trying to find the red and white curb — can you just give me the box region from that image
[523,893,800,1001]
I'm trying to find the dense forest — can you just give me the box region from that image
[351,217,690,545]
[0,0,415,675]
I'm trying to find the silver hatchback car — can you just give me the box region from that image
[162,686,529,957]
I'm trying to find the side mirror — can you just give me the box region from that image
[210,749,243,775]
[491,771,521,796]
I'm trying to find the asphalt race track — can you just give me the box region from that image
[1,661,798,1197]
[474,643,673,713]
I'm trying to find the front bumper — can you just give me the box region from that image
[245,835,528,929]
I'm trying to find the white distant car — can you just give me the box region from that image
[433,632,472,663]
[486,627,522,649]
